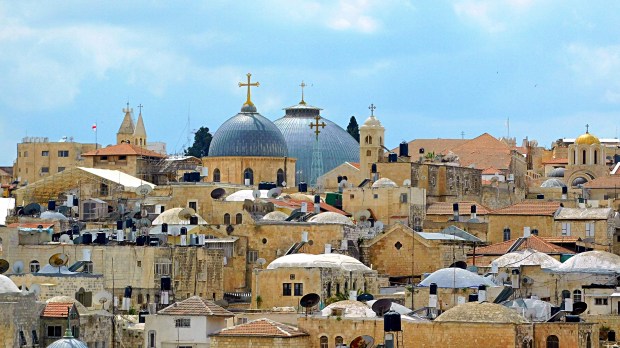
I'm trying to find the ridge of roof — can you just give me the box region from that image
[473,235,574,255]
[158,296,234,317]
[82,143,164,158]
[210,318,308,337]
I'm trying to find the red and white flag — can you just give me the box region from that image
[92,123,97,132]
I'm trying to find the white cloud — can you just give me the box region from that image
[452,0,536,33]
[567,43,620,103]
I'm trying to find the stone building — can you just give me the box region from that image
[553,207,617,252]
[209,318,309,348]
[486,201,562,244]
[81,143,166,184]
[0,275,40,348]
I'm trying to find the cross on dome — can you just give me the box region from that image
[239,73,259,107]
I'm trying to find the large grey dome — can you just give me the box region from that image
[209,111,288,157]
[274,102,359,184]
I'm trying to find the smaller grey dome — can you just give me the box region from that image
[262,211,288,221]
[46,336,88,348]
[548,168,565,178]
[571,177,588,187]
[540,179,566,188]
[308,212,353,225]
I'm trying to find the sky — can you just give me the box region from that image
[1,0,620,164]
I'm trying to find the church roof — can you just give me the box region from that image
[361,115,383,128]
[584,175,620,189]
[448,133,513,170]
[490,201,561,216]
[158,296,234,317]
[82,143,164,158]
[134,112,147,137]
[574,131,600,145]
[117,109,135,135]
[435,302,527,324]
[209,112,288,157]
[394,138,467,159]
[473,235,574,256]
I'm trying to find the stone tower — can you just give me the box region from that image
[359,104,385,180]
[117,104,135,145]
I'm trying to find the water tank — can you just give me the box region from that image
[468,294,478,302]
[314,195,321,204]
[537,194,545,199]
[125,218,133,228]
[371,163,377,173]
[72,197,79,207]
[429,283,438,295]
[565,315,580,322]
[116,220,123,230]
[136,236,146,246]
[562,186,568,194]
[48,200,56,211]
[124,286,132,298]
[383,310,402,332]
[388,153,398,163]
[138,309,149,323]
[161,276,171,290]
[608,330,616,341]
[399,142,409,157]
[82,233,92,245]
[298,182,308,192]
[337,175,343,183]
[95,232,107,245]
[180,227,188,235]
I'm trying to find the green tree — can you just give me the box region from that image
[346,116,360,143]
[185,126,213,157]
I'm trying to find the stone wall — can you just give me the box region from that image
[0,293,40,348]
[210,335,310,348]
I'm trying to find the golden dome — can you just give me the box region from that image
[575,131,600,145]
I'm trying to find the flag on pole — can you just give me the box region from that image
[92,123,97,132]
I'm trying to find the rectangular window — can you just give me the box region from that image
[41,167,49,173]
[294,283,303,296]
[118,155,127,161]
[58,150,69,157]
[148,331,156,348]
[561,222,571,236]
[188,201,197,211]
[47,326,62,338]
[594,298,608,306]
[585,222,595,237]
[100,156,108,161]
[400,193,408,203]
[282,283,292,296]
[41,151,49,156]
[154,261,172,275]
[24,151,28,157]
[58,167,65,173]
[373,194,379,199]
[247,250,258,264]
[174,318,191,328]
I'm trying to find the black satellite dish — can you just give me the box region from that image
[210,188,226,199]
[0,259,9,274]
[23,203,42,216]
[226,225,234,234]
[371,299,392,317]
[357,293,374,302]
[300,293,320,316]
[350,335,374,348]
[572,301,587,315]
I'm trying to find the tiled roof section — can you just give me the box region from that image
[542,158,568,165]
[426,201,491,216]
[211,318,308,338]
[41,303,73,318]
[7,222,55,229]
[482,167,502,175]
[584,175,620,189]
[542,236,579,244]
[0,167,12,177]
[395,139,467,158]
[348,162,360,169]
[158,296,234,317]
[490,201,561,216]
[82,143,165,158]
[449,133,513,170]
[474,235,575,255]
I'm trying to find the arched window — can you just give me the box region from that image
[213,168,220,182]
[335,336,344,347]
[366,150,371,156]
[138,293,144,304]
[546,335,559,348]
[235,213,242,224]
[573,289,582,302]
[148,330,156,348]
[243,168,254,185]
[503,228,511,241]
[29,260,40,273]
[320,336,328,348]
[594,150,598,164]
[586,333,591,348]
[561,290,571,299]
[365,135,372,144]
[276,169,285,187]
[582,150,587,164]
[75,287,92,307]
[223,213,231,225]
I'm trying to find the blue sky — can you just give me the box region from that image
[1,1,620,164]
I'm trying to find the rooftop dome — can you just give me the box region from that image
[418,268,496,288]
[492,249,561,269]
[308,212,353,225]
[0,275,20,294]
[40,211,69,220]
[548,167,565,178]
[274,103,359,185]
[371,177,398,188]
[361,115,382,128]
[571,177,588,187]
[46,332,88,348]
[556,250,620,273]
[152,207,208,225]
[435,302,528,324]
[267,253,371,272]
[321,300,376,317]
[285,193,315,202]
[209,111,288,157]
[574,131,600,145]
[262,211,288,221]
[540,178,566,188]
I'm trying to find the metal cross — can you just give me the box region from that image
[137,104,143,114]
[585,124,589,133]
[300,81,307,104]
[369,103,376,116]
[309,115,326,140]
[239,73,260,106]
[123,102,132,114]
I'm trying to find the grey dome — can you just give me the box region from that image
[274,103,359,184]
[46,336,88,348]
[540,179,566,188]
[209,111,288,157]
[548,167,565,178]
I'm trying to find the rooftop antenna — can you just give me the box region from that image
[461,131,465,139]
[299,81,307,105]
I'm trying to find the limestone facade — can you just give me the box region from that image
[201,156,296,187]
[0,292,40,348]
[210,335,310,348]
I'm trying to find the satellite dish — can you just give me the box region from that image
[371,298,392,317]
[12,261,24,274]
[300,293,321,316]
[357,293,374,302]
[355,210,371,222]
[24,203,42,216]
[135,184,153,196]
[256,258,266,267]
[252,190,261,199]
[49,253,69,267]
[403,179,411,186]
[267,187,282,198]
[281,181,287,187]
[226,225,234,234]
[374,221,384,231]
[30,284,41,297]
[0,259,9,274]
[572,302,587,315]
[59,234,73,244]
[351,335,375,348]
[210,188,226,199]
[178,208,196,220]
[93,290,113,309]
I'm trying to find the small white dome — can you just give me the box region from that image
[152,207,208,225]
[492,249,562,269]
[0,275,20,294]
[267,253,371,272]
[419,268,496,288]
[40,211,68,220]
[371,178,398,188]
[262,211,288,221]
[308,212,353,225]
[557,250,620,273]
[321,300,375,317]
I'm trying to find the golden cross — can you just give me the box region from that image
[309,115,326,140]
[239,73,260,106]
[300,81,307,105]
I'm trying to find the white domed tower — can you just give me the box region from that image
[359,104,385,179]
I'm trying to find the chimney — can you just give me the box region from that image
[429,283,438,308]
[523,227,531,237]
[324,244,332,254]
[561,186,568,200]
[314,195,321,214]
[478,285,487,302]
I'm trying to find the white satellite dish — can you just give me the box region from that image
[12,261,24,274]
[136,184,153,196]
[59,234,73,244]
[267,187,282,198]
[30,284,41,297]
[252,190,261,199]
[256,258,266,267]
[374,221,384,231]
[403,179,411,186]
[281,181,287,187]
[93,290,113,309]
[340,179,348,187]
[354,210,371,221]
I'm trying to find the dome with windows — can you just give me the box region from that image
[574,131,600,145]
[361,115,382,128]
[273,101,359,185]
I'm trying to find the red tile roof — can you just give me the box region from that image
[584,175,620,189]
[490,201,561,216]
[211,318,308,338]
[449,133,513,171]
[82,143,165,158]
[41,303,74,318]
[7,222,55,229]
[473,235,574,255]
[482,167,502,175]
[426,201,491,216]
[158,296,234,317]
